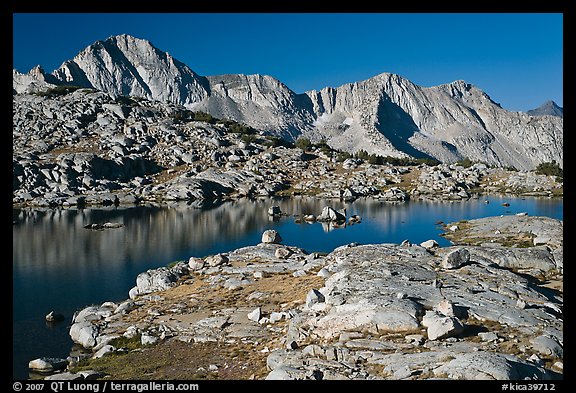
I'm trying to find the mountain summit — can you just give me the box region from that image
[52,34,210,106]
[527,101,563,117]
[13,34,562,170]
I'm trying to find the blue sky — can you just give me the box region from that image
[13,13,563,112]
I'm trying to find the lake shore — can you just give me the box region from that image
[32,213,563,381]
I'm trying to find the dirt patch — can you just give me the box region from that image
[440,220,537,248]
[540,279,563,293]
[72,267,325,380]
[74,339,269,380]
[152,165,192,184]
[394,167,421,189]
[47,136,103,155]
[157,271,324,312]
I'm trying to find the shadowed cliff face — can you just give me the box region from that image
[13,34,562,170]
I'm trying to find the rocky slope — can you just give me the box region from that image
[198,74,315,140]
[13,34,563,170]
[305,76,563,170]
[12,89,563,208]
[33,215,563,380]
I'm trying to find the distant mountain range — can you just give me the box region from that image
[13,34,563,170]
[527,101,563,118]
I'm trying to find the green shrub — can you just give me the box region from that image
[115,95,138,106]
[456,157,474,168]
[535,160,563,179]
[331,148,441,167]
[336,151,352,162]
[503,165,518,172]
[228,122,256,135]
[171,109,194,122]
[313,141,332,152]
[166,260,185,268]
[109,335,143,350]
[193,111,217,123]
[414,157,441,166]
[241,134,258,144]
[263,135,294,148]
[36,85,82,97]
[319,145,333,155]
[77,88,97,94]
[295,137,312,151]
[355,150,370,160]
[368,154,383,165]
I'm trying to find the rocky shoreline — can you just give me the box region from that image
[30,213,563,381]
[13,90,562,210]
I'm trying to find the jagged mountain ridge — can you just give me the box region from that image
[199,73,315,140]
[13,34,563,170]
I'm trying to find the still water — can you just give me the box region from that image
[12,196,563,379]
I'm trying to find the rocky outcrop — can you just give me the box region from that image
[316,206,346,223]
[441,214,563,275]
[13,66,58,94]
[29,357,68,373]
[128,264,188,299]
[14,34,562,170]
[261,230,282,244]
[54,217,563,380]
[411,163,487,200]
[483,169,563,196]
[264,240,562,379]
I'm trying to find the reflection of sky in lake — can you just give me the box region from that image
[12,196,562,379]
[274,195,563,252]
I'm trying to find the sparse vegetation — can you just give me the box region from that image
[170,109,195,122]
[77,88,97,94]
[535,160,563,180]
[355,149,370,161]
[315,142,333,155]
[226,121,256,135]
[336,151,353,162]
[166,260,185,269]
[263,135,294,148]
[109,334,143,351]
[456,157,474,168]
[170,110,258,137]
[35,85,83,97]
[115,95,138,107]
[192,111,217,124]
[70,339,270,380]
[240,134,258,144]
[295,137,312,151]
[351,149,441,167]
[503,165,519,172]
